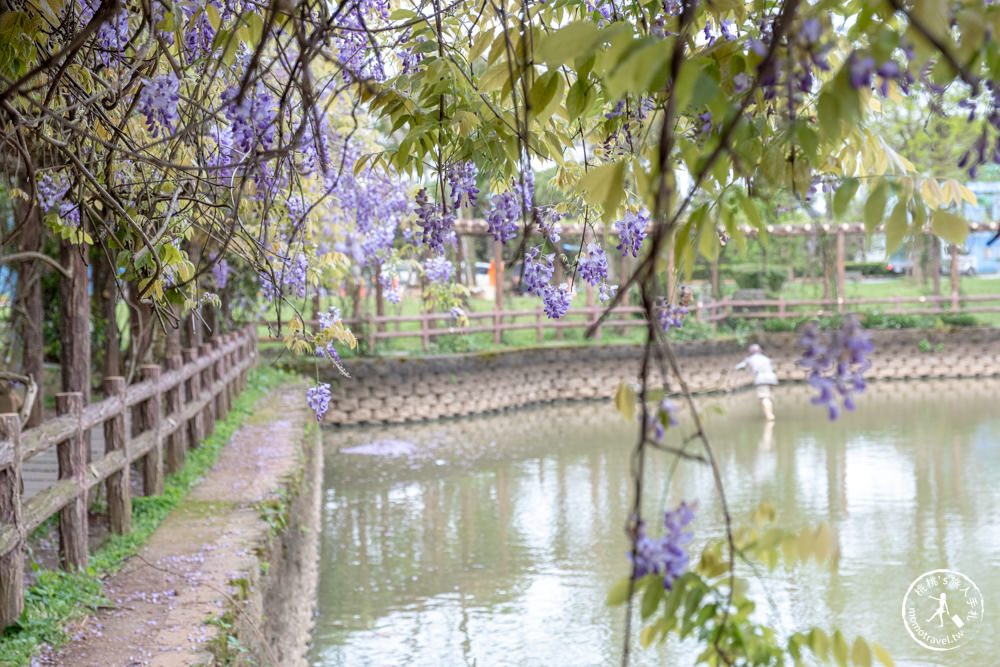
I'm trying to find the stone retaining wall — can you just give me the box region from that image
[296,327,1000,426]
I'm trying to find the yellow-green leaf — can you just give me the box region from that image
[536,21,599,67]
[863,182,888,233]
[833,630,849,667]
[614,382,636,421]
[931,210,969,246]
[578,160,625,219]
[886,201,907,256]
[833,178,859,218]
[872,642,894,667]
[606,577,633,606]
[851,637,872,667]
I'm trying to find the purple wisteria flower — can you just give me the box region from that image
[577,242,608,287]
[656,297,688,331]
[799,315,874,420]
[522,247,554,296]
[447,160,479,209]
[137,73,180,138]
[36,172,70,211]
[542,282,572,319]
[615,210,649,258]
[306,383,332,421]
[486,190,520,244]
[59,201,80,228]
[282,253,309,298]
[414,188,455,253]
[599,283,618,303]
[539,210,564,244]
[318,307,342,331]
[94,8,129,67]
[630,502,695,589]
[423,255,454,283]
[183,10,216,59]
[848,53,876,89]
[211,255,229,290]
[221,84,277,153]
[379,272,402,304]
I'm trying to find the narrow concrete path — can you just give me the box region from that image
[34,383,313,667]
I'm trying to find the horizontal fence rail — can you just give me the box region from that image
[0,326,258,629]
[260,293,1000,353]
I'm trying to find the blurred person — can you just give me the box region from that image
[735,343,778,421]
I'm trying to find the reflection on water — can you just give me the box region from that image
[311,380,1000,667]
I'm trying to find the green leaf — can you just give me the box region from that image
[578,161,625,220]
[639,623,659,648]
[833,178,859,218]
[536,21,599,67]
[566,79,588,118]
[833,630,849,667]
[885,201,907,255]
[614,382,635,421]
[931,210,969,246]
[529,71,562,123]
[809,628,829,660]
[740,192,763,230]
[640,576,663,619]
[605,39,671,100]
[872,643,895,667]
[606,577,633,606]
[863,182,888,233]
[851,637,872,667]
[696,206,719,262]
[388,8,418,19]
[818,91,842,140]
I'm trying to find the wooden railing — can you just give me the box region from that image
[698,292,1000,322]
[261,293,1000,353]
[0,326,258,629]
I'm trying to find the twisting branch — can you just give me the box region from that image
[0,251,73,278]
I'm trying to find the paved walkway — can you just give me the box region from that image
[32,384,317,667]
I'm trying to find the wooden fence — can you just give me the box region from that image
[261,293,1000,353]
[0,325,258,629]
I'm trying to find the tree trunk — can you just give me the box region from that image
[931,235,941,297]
[60,233,91,461]
[97,249,121,378]
[15,201,44,426]
[165,305,182,359]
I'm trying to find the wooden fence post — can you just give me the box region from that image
[536,308,543,343]
[236,331,247,393]
[165,356,185,474]
[421,313,430,352]
[183,348,204,447]
[0,413,24,627]
[199,343,216,436]
[220,335,232,417]
[139,365,164,497]
[212,338,225,421]
[55,392,87,571]
[102,377,131,535]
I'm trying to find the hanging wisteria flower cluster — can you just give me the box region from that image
[630,502,695,590]
[798,315,875,420]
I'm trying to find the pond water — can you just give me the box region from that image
[310,380,1000,666]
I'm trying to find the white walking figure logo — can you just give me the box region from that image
[927,593,950,628]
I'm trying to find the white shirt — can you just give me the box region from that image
[735,352,778,386]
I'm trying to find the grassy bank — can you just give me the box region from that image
[0,366,295,667]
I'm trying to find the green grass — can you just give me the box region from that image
[0,366,293,667]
